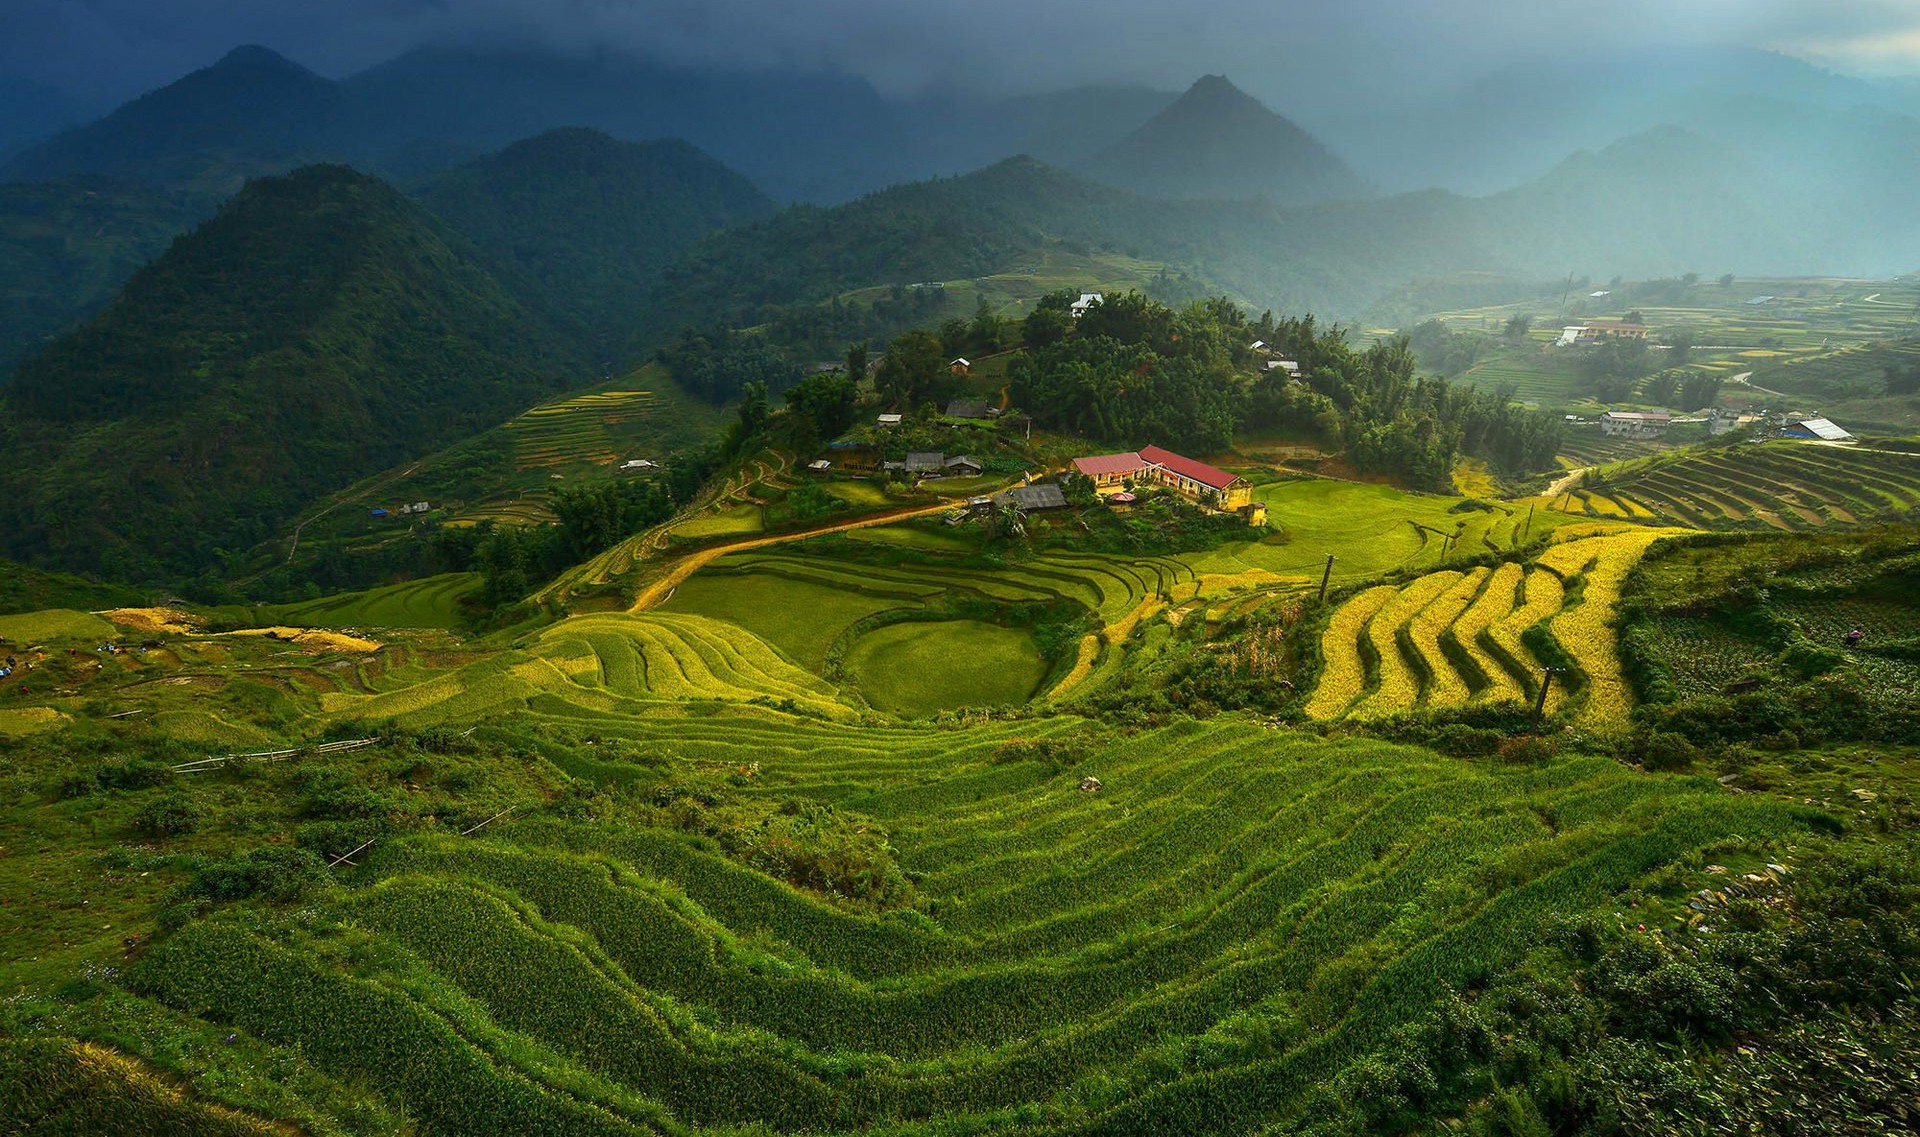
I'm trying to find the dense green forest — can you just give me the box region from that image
[0,165,582,584]
[0,178,204,371]
[1009,291,1562,486]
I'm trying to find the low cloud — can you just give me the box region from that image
[6,0,1918,111]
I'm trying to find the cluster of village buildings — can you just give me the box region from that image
[1592,409,1853,443]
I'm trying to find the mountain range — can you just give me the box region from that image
[3,41,1919,586]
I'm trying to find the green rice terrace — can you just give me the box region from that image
[1554,440,1920,530]
[3,456,1918,1135]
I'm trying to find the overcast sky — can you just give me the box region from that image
[7,0,1920,112]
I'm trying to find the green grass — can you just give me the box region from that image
[845,620,1046,714]
[1203,479,1564,581]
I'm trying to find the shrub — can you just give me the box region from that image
[1496,735,1555,765]
[182,846,325,905]
[1638,731,1700,773]
[133,794,204,838]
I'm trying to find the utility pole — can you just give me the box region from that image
[1523,503,1534,542]
[1533,666,1563,721]
[1318,554,1336,601]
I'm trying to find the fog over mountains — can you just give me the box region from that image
[0,34,1916,387]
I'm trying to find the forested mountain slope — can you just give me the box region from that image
[0,165,581,582]
[415,128,776,357]
[0,177,204,371]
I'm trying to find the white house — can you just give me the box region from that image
[1599,410,1671,439]
[877,413,903,428]
[1069,292,1104,319]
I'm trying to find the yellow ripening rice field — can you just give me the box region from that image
[1406,567,1491,707]
[1349,571,1463,719]
[1306,527,1687,727]
[1449,561,1526,706]
[1543,530,1682,727]
[1304,584,1398,719]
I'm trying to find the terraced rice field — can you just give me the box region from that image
[1456,350,1587,405]
[124,713,1819,1136]
[332,612,855,723]
[846,620,1047,714]
[1307,528,1682,727]
[668,546,1202,708]
[261,573,481,630]
[1570,443,1920,530]
[509,389,662,471]
[1557,432,1669,468]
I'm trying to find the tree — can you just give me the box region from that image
[1503,313,1533,343]
[785,370,858,439]
[937,317,970,357]
[1664,328,1694,367]
[1624,309,1646,325]
[1022,289,1076,349]
[874,329,948,408]
[845,340,869,384]
[969,296,1001,352]
[1719,273,1736,288]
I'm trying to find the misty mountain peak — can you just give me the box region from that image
[1075,73,1370,204]
[212,44,312,75]
[1181,74,1253,103]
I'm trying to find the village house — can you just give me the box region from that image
[944,455,985,476]
[948,357,972,376]
[1782,416,1853,442]
[944,398,995,420]
[1069,292,1104,320]
[1558,322,1650,346]
[1599,410,1671,439]
[1070,445,1252,510]
[1707,408,1762,437]
[876,413,903,428]
[903,451,947,477]
[1002,483,1068,511]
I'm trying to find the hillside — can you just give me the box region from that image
[1,487,1916,1133]
[0,165,582,583]
[0,177,204,371]
[416,129,776,357]
[640,130,1901,352]
[1077,75,1370,203]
